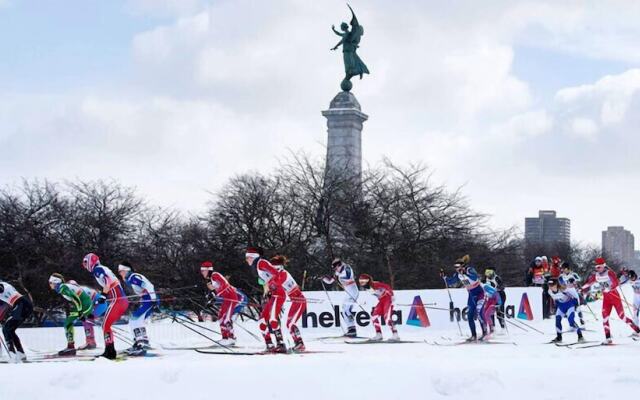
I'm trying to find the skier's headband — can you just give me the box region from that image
[200,266,213,272]
[246,252,260,259]
[118,264,131,273]
[48,275,63,285]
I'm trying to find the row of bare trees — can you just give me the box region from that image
[0,154,605,312]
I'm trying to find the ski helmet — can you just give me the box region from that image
[82,253,100,272]
[534,256,542,265]
[629,270,637,280]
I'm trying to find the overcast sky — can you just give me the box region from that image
[1,0,639,246]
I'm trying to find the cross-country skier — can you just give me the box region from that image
[480,274,501,340]
[483,268,506,330]
[200,260,241,346]
[620,270,640,326]
[271,255,307,351]
[118,262,158,355]
[581,257,640,344]
[67,280,108,350]
[245,247,288,353]
[559,262,585,325]
[322,258,359,337]
[357,273,399,341]
[547,278,584,343]
[441,255,486,341]
[0,280,32,363]
[82,253,129,359]
[48,273,95,355]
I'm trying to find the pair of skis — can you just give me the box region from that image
[194,348,343,356]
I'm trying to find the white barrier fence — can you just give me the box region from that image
[299,287,543,331]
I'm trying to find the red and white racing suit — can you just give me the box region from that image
[583,269,640,339]
[209,272,240,340]
[255,258,286,345]
[275,266,306,345]
[369,281,397,335]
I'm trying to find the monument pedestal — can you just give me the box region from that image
[322,91,368,183]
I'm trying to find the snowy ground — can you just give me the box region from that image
[1,299,638,400]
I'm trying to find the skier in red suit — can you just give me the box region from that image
[200,261,241,346]
[582,257,640,344]
[358,274,399,341]
[270,255,307,351]
[245,247,287,353]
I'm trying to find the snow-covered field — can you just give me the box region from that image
[1,297,638,400]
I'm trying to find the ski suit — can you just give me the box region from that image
[0,282,32,354]
[275,266,306,345]
[252,257,286,345]
[548,286,581,336]
[368,280,397,335]
[208,272,240,340]
[446,267,485,338]
[55,282,94,345]
[123,272,158,345]
[323,263,359,330]
[583,269,640,339]
[93,265,129,345]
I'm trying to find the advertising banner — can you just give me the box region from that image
[300,287,543,331]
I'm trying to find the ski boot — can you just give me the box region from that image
[465,335,478,343]
[370,332,383,342]
[125,341,147,357]
[576,333,585,343]
[344,326,358,338]
[219,337,236,347]
[389,332,401,342]
[602,337,613,345]
[77,340,97,351]
[292,340,306,352]
[58,343,77,356]
[101,343,117,360]
[550,334,562,344]
[271,342,288,354]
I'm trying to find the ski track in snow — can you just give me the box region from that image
[1,299,638,400]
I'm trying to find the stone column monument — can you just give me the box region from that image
[322,92,368,183]
[324,5,370,184]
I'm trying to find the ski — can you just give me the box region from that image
[195,349,290,356]
[345,339,422,345]
[426,340,515,346]
[571,342,628,349]
[195,348,343,356]
[553,340,598,347]
[161,344,222,351]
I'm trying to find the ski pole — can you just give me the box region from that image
[617,287,634,315]
[166,311,236,353]
[509,318,545,335]
[441,268,463,336]
[321,281,347,334]
[504,318,529,332]
[582,299,599,321]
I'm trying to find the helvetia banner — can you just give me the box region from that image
[299,287,542,331]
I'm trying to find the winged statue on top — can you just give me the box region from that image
[331,4,370,92]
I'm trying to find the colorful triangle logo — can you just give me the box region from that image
[518,293,534,320]
[407,295,431,327]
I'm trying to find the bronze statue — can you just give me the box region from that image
[331,4,369,92]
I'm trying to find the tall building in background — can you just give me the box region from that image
[602,226,635,265]
[525,210,571,245]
